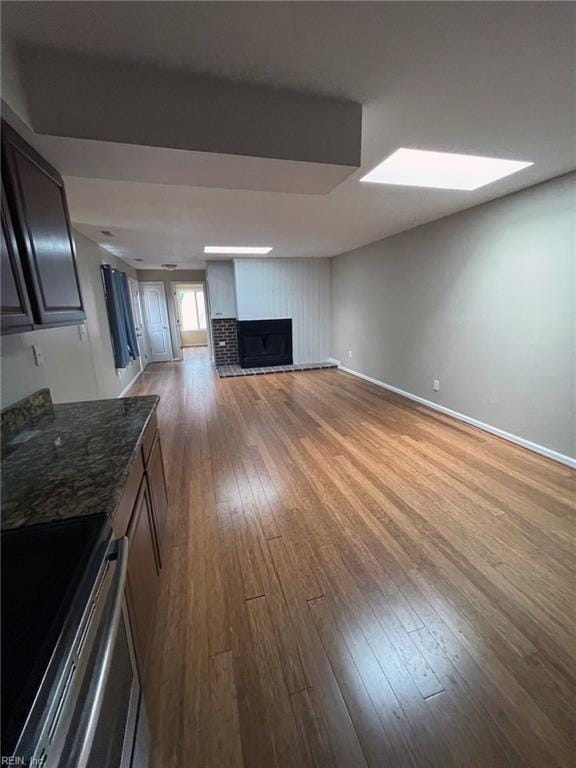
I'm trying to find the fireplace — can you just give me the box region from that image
[237,318,292,368]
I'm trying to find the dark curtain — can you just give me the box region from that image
[101,265,140,369]
[119,271,139,359]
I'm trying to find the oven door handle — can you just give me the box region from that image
[67,536,129,768]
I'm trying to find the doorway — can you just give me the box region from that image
[173,284,208,351]
[140,282,172,363]
[128,277,150,370]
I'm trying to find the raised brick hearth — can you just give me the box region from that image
[216,360,337,378]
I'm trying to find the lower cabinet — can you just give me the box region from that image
[145,433,168,567]
[113,417,169,682]
[126,477,160,677]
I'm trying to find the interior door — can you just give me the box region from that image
[141,282,171,363]
[128,278,149,370]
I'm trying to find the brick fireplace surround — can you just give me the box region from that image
[211,317,239,365]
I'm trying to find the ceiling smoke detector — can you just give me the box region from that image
[161,263,178,270]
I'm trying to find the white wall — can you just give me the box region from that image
[235,258,331,364]
[1,325,99,406]
[1,231,141,406]
[331,174,575,460]
[206,261,237,318]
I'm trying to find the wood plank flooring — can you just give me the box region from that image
[130,347,576,768]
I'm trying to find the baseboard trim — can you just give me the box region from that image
[118,368,143,398]
[338,365,575,469]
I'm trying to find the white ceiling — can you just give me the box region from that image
[2,1,575,269]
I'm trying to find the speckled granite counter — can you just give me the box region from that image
[1,394,159,530]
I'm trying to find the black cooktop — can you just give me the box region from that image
[1,514,111,758]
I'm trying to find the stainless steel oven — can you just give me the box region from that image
[13,536,149,768]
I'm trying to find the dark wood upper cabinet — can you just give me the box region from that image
[1,122,85,328]
[1,183,34,333]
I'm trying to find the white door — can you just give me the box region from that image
[141,282,172,363]
[128,278,149,370]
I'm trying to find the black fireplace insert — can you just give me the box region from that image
[237,318,292,368]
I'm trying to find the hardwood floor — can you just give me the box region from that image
[130,347,576,768]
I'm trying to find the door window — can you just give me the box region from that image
[177,288,206,331]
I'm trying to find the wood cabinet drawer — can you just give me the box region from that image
[112,451,144,538]
[141,413,158,465]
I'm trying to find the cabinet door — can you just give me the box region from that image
[1,122,85,326]
[126,478,159,676]
[1,186,33,333]
[146,433,168,568]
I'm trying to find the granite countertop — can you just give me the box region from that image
[1,393,159,530]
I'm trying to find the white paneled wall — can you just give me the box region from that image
[234,259,331,363]
[206,261,237,318]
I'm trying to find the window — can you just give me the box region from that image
[177,287,206,331]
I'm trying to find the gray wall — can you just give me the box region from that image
[1,231,141,406]
[136,270,205,283]
[12,46,361,168]
[331,174,575,459]
[206,262,237,319]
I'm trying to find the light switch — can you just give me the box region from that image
[32,344,45,367]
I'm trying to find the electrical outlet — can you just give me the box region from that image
[347,350,353,359]
[32,344,44,367]
[433,379,440,392]
[218,341,226,347]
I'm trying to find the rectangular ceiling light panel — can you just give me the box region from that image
[360,148,533,190]
[204,246,273,254]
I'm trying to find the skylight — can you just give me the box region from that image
[204,246,273,255]
[360,148,533,191]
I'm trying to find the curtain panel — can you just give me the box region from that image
[101,265,139,369]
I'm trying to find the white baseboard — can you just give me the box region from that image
[118,368,143,398]
[338,365,575,469]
